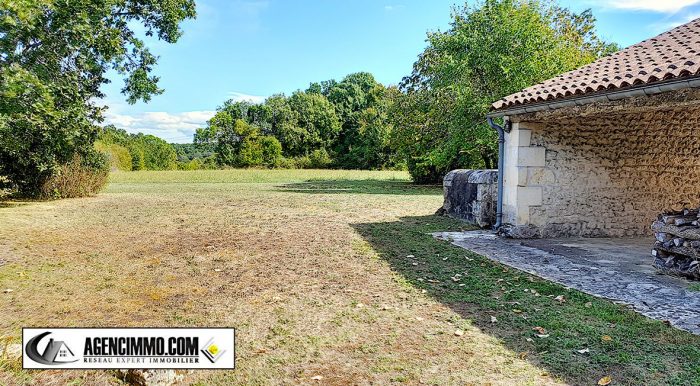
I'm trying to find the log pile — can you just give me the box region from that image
[652,208,700,279]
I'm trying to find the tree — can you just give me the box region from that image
[322,72,395,169]
[134,134,177,170]
[98,125,177,170]
[195,108,283,168]
[283,91,340,156]
[0,0,196,196]
[393,0,618,183]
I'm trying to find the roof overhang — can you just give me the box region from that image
[487,76,700,119]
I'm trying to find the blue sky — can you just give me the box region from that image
[101,0,700,143]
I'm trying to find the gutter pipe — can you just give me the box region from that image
[487,116,507,230]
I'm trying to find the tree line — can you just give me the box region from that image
[190,72,398,170]
[1,0,617,198]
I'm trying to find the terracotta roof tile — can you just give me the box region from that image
[492,18,700,111]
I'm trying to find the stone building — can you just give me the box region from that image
[486,18,700,238]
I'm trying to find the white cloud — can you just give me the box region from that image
[384,4,404,12]
[226,91,267,104]
[103,109,216,143]
[652,12,700,31]
[591,0,700,13]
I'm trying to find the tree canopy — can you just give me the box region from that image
[392,0,618,182]
[194,72,398,170]
[0,0,195,195]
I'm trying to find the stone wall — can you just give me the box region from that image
[442,169,497,228]
[509,107,700,237]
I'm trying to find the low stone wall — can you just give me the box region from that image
[442,169,497,228]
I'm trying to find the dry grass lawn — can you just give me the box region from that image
[4,169,699,385]
[0,169,558,385]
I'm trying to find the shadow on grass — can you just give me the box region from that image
[353,215,700,386]
[0,200,29,209]
[276,179,441,196]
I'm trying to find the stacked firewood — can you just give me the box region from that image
[652,208,700,279]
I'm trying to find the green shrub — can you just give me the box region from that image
[0,176,11,198]
[178,158,204,170]
[406,156,443,185]
[274,157,297,169]
[95,141,132,171]
[308,148,332,169]
[201,156,219,169]
[293,155,312,169]
[237,138,264,167]
[260,135,282,167]
[128,144,146,170]
[39,152,109,199]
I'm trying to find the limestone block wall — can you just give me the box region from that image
[509,108,700,237]
[443,169,498,228]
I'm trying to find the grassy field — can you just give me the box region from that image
[1,169,699,385]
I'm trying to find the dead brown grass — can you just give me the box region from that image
[0,170,559,385]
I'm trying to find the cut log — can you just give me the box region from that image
[652,221,700,241]
[662,214,698,225]
[654,241,700,259]
[653,208,700,280]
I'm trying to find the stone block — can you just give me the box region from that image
[442,169,498,228]
[527,167,556,185]
[516,147,546,167]
[517,129,532,146]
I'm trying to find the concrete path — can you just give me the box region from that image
[433,231,700,335]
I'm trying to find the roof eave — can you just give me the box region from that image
[487,76,700,119]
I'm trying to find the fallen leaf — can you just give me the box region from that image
[3,289,12,294]
[512,309,522,313]
[554,295,566,303]
[214,268,222,272]
[490,316,497,323]
[535,334,550,339]
[526,338,533,342]
[576,348,590,354]
[601,335,612,342]
[598,376,612,385]
[416,317,424,322]
[532,326,546,334]
[585,302,592,308]
[518,351,528,359]
[412,262,419,266]
[311,375,324,381]
[406,255,415,258]
[454,330,464,337]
